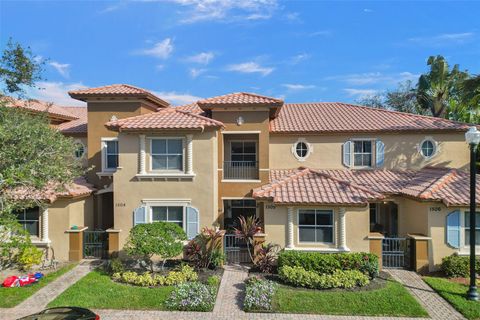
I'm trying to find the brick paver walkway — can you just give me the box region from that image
[0,260,102,320]
[388,269,464,320]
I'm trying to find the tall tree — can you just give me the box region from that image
[0,38,44,96]
[417,55,469,118]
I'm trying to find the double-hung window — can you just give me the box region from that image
[15,207,40,237]
[151,138,183,171]
[298,209,334,243]
[353,140,373,168]
[464,212,480,246]
[102,138,118,171]
[151,206,183,228]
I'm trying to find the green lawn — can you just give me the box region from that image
[0,264,76,308]
[424,276,480,319]
[272,280,428,317]
[48,269,174,310]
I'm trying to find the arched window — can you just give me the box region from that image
[74,141,86,159]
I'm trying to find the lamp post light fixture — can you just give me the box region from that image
[465,126,480,301]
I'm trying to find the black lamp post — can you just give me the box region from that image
[466,126,480,301]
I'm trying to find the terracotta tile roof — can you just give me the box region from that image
[253,168,384,205]
[69,84,170,107]
[197,92,283,107]
[261,167,480,206]
[2,97,79,121]
[8,177,95,203]
[56,107,87,134]
[270,102,471,133]
[105,107,224,132]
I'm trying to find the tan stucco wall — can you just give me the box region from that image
[263,203,369,252]
[112,129,218,249]
[48,196,94,261]
[270,132,469,170]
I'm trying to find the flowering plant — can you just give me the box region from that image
[244,278,277,312]
[166,282,216,311]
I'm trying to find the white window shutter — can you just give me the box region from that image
[376,140,385,167]
[342,141,352,168]
[133,205,147,226]
[446,210,461,249]
[186,206,199,240]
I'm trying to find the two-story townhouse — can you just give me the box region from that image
[7,84,479,271]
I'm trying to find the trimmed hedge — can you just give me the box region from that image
[278,251,379,278]
[441,254,480,278]
[279,265,370,289]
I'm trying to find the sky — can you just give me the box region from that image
[1,0,479,106]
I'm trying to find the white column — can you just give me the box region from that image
[338,207,349,251]
[287,207,294,248]
[139,134,146,174]
[41,208,49,243]
[186,134,193,174]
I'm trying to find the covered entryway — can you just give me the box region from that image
[83,230,108,259]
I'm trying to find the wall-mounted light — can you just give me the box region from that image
[236,116,244,126]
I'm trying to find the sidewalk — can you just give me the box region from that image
[0,260,102,320]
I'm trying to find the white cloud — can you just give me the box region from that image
[156,64,165,71]
[363,8,373,13]
[189,68,206,78]
[186,52,215,64]
[168,0,279,24]
[153,91,202,106]
[138,38,174,59]
[408,32,475,46]
[226,62,274,76]
[344,88,378,99]
[284,12,300,22]
[27,81,87,106]
[291,53,310,64]
[49,61,70,78]
[327,71,419,86]
[308,30,332,37]
[282,84,316,91]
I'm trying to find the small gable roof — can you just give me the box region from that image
[197,92,283,108]
[105,107,224,132]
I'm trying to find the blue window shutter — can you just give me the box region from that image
[446,210,461,248]
[133,205,147,226]
[376,140,385,167]
[186,206,200,240]
[342,141,352,168]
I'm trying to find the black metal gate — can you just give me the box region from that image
[382,237,411,269]
[224,234,251,264]
[83,230,108,259]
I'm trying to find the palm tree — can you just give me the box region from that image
[417,55,469,118]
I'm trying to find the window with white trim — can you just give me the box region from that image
[298,209,334,243]
[151,206,183,228]
[15,207,40,237]
[419,138,437,159]
[230,141,257,164]
[102,138,118,171]
[292,139,312,161]
[151,138,183,171]
[464,212,480,246]
[353,140,373,167]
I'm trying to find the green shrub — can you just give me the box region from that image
[166,282,216,311]
[244,278,277,312]
[206,275,221,288]
[278,251,379,278]
[209,249,225,269]
[107,257,125,274]
[17,246,43,270]
[278,265,370,289]
[441,254,480,278]
[112,265,198,287]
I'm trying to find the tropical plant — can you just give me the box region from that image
[254,242,280,273]
[233,216,262,264]
[417,55,469,118]
[124,222,187,272]
[185,227,226,269]
[17,246,43,270]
